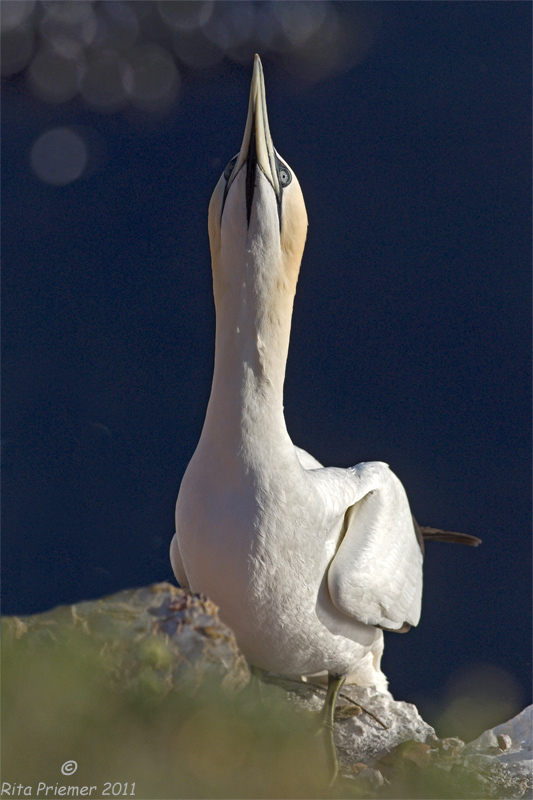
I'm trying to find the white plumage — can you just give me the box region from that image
[171,55,424,694]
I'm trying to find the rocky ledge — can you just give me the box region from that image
[267,676,532,798]
[4,582,532,799]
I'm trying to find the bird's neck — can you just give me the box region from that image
[202,253,297,451]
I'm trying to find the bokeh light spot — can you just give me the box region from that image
[30,127,88,186]
[438,663,524,742]
[96,2,139,52]
[40,0,97,52]
[128,44,180,112]
[29,48,85,103]
[81,50,132,111]
[1,24,35,76]
[0,0,36,33]
[41,1,93,26]
[273,1,329,48]
[158,1,213,32]
[2,0,382,107]
[203,3,255,51]
[173,29,223,70]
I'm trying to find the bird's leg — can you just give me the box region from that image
[271,675,388,729]
[318,672,346,782]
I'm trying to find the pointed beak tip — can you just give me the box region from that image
[252,54,263,84]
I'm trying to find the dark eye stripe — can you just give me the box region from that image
[223,154,238,181]
[221,154,241,223]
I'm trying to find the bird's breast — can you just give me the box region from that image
[176,443,337,616]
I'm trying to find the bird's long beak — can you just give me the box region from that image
[227,55,280,223]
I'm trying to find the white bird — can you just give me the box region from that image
[171,55,479,773]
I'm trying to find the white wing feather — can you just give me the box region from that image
[326,462,423,631]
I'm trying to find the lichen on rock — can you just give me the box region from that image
[4,582,250,695]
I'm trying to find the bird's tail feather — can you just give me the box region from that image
[419,526,482,547]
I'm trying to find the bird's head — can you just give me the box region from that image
[208,55,308,307]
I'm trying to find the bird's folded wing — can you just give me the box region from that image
[326,462,423,631]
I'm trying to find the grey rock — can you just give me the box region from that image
[498,734,513,752]
[3,582,250,694]
[261,674,435,766]
[242,668,533,799]
[412,706,533,800]
[458,706,533,798]
[433,735,466,759]
[351,765,385,791]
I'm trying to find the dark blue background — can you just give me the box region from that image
[3,2,531,732]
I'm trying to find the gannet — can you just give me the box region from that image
[171,54,480,773]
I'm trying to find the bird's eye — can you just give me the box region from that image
[278,166,292,187]
[224,155,238,181]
